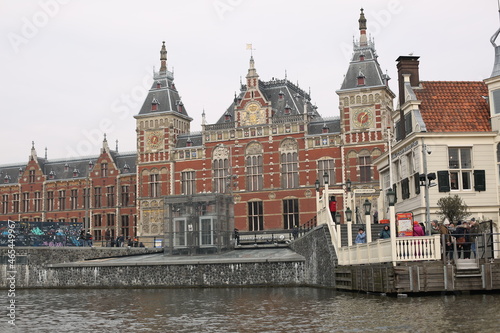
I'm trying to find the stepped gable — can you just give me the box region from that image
[137,42,192,121]
[413,81,490,132]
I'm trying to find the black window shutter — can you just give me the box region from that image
[392,183,398,203]
[414,172,420,195]
[402,178,410,199]
[474,170,486,192]
[437,170,450,192]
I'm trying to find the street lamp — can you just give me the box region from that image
[323,172,329,185]
[334,212,341,224]
[345,207,352,222]
[315,179,320,215]
[363,199,372,242]
[387,188,396,261]
[323,172,329,218]
[345,207,353,246]
[346,179,352,192]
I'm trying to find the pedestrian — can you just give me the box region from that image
[79,229,86,246]
[469,218,479,258]
[455,221,470,259]
[379,225,390,239]
[105,228,111,247]
[355,228,366,244]
[373,211,378,224]
[116,234,124,248]
[329,197,337,221]
[413,221,425,236]
[430,220,440,235]
[85,232,93,247]
[437,220,453,261]
[233,228,240,245]
[292,225,299,239]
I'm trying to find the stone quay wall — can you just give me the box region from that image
[0,247,161,289]
[0,226,335,289]
[290,225,337,288]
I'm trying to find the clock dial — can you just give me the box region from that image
[146,131,162,150]
[242,102,265,126]
[353,109,373,128]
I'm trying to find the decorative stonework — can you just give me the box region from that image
[268,192,276,199]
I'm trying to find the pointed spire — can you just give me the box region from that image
[159,41,167,73]
[45,147,48,160]
[202,109,206,125]
[490,5,500,77]
[246,56,259,89]
[30,141,37,161]
[116,139,119,152]
[358,8,368,46]
[102,134,109,151]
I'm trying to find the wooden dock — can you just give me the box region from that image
[335,259,500,294]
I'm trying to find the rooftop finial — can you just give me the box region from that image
[45,147,47,160]
[160,41,167,73]
[116,139,119,152]
[359,8,368,46]
[491,4,500,77]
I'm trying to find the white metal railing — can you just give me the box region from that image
[317,195,340,255]
[336,235,442,265]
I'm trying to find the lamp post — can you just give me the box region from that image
[323,172,329,220]
[363,199,372,243]
[315,179,320,217]
[334,211,342,246]
[387,189,396,261]
[346,207,353,246]
[421,141,433,236]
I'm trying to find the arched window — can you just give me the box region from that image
[280,139,298,189]
[246,142,263,191]
[213,146,229,193]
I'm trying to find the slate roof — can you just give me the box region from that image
[339,40,388,91]
[215,79,321,124]
[136,73,191,120]
[413,81,491,132]
[308,117,341,135]
[177,133,203,148]
[0,152,137,185]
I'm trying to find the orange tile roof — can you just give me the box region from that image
[413,81,491,132]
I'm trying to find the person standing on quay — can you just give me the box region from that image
[329,197,337,221]
[379,225,390,239]
[355,228,366,244]
[469,218,479,258]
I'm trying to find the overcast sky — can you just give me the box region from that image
[1,0,499,165]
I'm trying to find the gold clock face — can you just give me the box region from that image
[242,102,264,126]
[353,109,373,128]
[146,131,162,150]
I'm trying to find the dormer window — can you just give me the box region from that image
[322,125,329,134]
[49,171,56,180]
[156,81,161,89]
[284,103,291,115]
[357,71,366,86]
[123,163,130,173]
[177,101,184,113]
[4,175,10,184]
[224,112,232,122]
[73,168,79,177]
[278,90,284,99]
[64,163,69,172]
[88,160,94,170]
[151,97,159,111]
[359,54,365,61]
[18,167,23,176]
[186,138,193,147]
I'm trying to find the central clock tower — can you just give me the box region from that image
[236,56,270,127]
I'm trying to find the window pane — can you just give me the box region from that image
[450,172,459,190]
[462,171,471,190]
[460,148,471,169]
[449,148,459,169]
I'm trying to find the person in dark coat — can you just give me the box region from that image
[379,225,390,239]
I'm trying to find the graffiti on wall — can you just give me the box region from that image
[0,221,83,246]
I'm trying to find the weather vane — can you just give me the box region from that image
[246,43,256,56]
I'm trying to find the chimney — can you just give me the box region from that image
[396,56,420,106]
[396,56,420,141]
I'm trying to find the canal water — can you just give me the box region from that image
[2,287,499,332]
